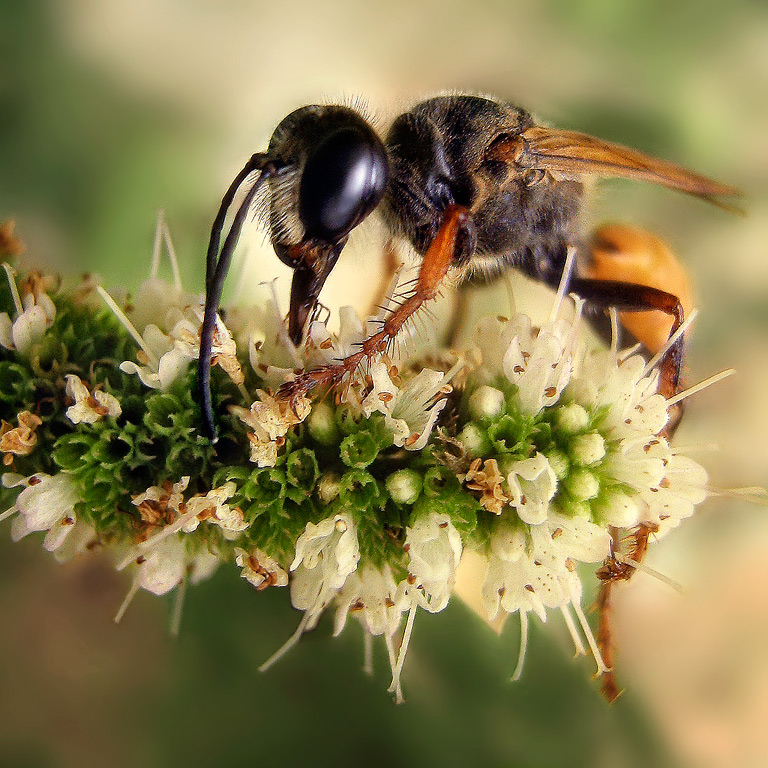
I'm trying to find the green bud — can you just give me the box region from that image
[595,489,640,527]
[468,385,505,421]
[565,468,600,501]
[458,423,491,458]
[556,402,589,434]
[386,469,422,505]
[570,432,606,466]
[317,472,341,505]
[307,401,340,446]
[546,449,570,480]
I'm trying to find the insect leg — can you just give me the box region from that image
[277,204,470,405]
[198,158,279,442]
[568,278,685,400]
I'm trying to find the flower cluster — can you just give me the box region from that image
[0,233,718,702]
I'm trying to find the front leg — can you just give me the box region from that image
[277,205,470,404]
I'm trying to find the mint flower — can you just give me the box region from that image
[0,223,743,703]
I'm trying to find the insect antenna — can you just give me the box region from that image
[198,156,282,442]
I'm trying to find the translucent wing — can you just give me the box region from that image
[489,125,741,209]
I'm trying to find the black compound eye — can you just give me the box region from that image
[299,126,389,241]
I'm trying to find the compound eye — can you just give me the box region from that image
[299,125,389,241]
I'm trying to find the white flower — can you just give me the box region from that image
[569,349,669,438]
[119,299,243,392]
[232,391,311,467]
[2,472,81,546]
[480,514,611,673]
[119,323,193,390]
[501,315,575,416]
[361,360,456,451]
[401,512,462,613]
[506,453,558,525]
[135,535,188,596]
[333,563,404,638]
[259,514,360,673]
[235,547,289,590]
[0,271,56,357]
[65,374,121,424]
[180,482,246,534]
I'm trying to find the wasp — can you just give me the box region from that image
[198,94,739,441]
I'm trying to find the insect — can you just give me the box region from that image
[198,94,739,441]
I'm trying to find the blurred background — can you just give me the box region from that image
[1,0,767,766]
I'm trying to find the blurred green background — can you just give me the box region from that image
[1,1,767,766]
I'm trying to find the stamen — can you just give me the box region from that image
[377,265,404,321]
[266,280,303,367]
[389,600,418,704]
[617,343,643,362]
[665,368,736,408]
[114,580,140,623]
[613,552,685,593]
[2,262,23,316]
[384,630,398,685]
[609,308,619,356]
[503,272,517,318]
[162,219,182,291]
[571,594,610,674]
[641,309,699,377]
[116,506,201,571]
[150,210,164,279]
[549,247,577,323]
[363,629,374,676]
[0,505,17,523]
[96,286,159,366]
[259,611,311,672]
[169,575,186,639]
[510,610,529,681]
[707,486,768,507]
[560,604,586,656]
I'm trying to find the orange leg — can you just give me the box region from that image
[277,205,469,405]
[595,522,658,702]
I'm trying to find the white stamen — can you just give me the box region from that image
[389,600,417,704]
[571,595,610,674]
[617,343,643,362]
[613,552,685,594]
[560,604,586,656]
[114,580,140,624]
[377,264,404,322]
[641,309,699,377]
[510,610,529,681]
[97,286,159,366]
[503,272,517,319]
[162,219,182,291]
[665,368,736,408]
[363,630,374,676]
[549,247,577,323]
[259,611,311,672]
[169,575,186,639]
[609,308,619,356]
[116,507,201,571]
[266,279,303,367]
[150,210,164,279]
[671,442,720,455]
[3,262,23,316]
[707,486,768,507]
[0,506,17,523]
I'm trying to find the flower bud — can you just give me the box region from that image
[556,402,589,433]
[386,469,422,505]
[468,385,505,421]
[570,432,606,466]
